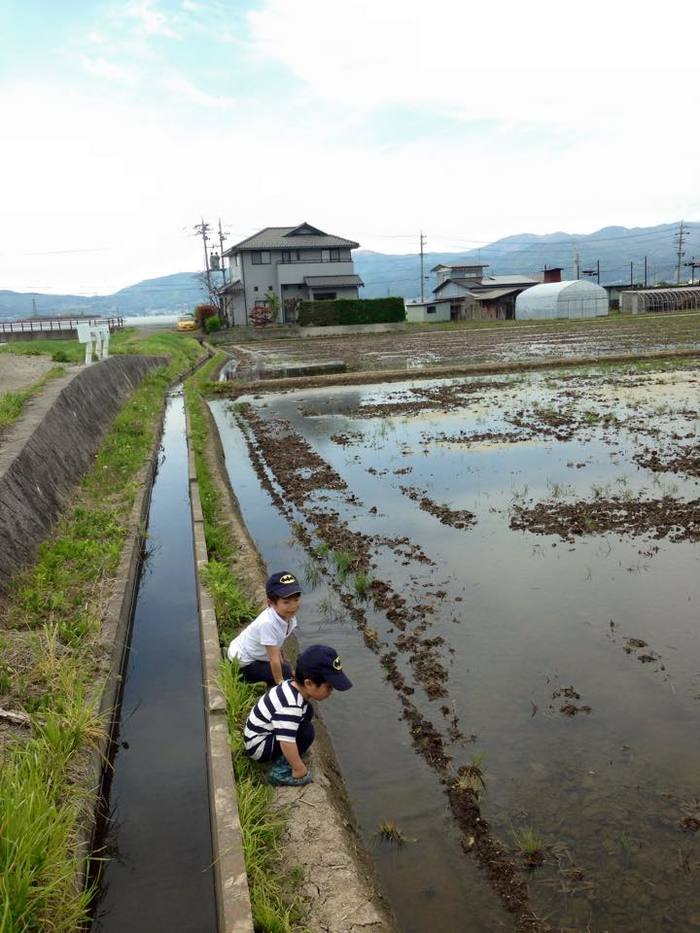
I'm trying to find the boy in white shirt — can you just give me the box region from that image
[227,571,301,685]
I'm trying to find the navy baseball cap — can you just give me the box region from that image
[297,645,353,691]
[266,571,302,599]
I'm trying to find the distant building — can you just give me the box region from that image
[516,280,609,320]
[429,263,543,321]
[221,222,363,325]
[404,297,452,323]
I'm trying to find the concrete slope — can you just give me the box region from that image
[0,355,164,594]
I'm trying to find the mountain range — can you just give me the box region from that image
[1,223,698,318]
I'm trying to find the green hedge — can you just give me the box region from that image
[298,297,405,326]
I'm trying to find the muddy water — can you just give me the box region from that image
[211,366,700,933]
[92,391,216,932]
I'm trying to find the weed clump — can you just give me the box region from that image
[512,826,545,867]
[376,820,407,845]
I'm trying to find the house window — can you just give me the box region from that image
[328,248,340,261]
[280,250,300,262]
[253,286,258,292]
[314,291,336,300]
[427,305,436,314]
[251,250,270,264]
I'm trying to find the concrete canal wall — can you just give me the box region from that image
[0,355,164,594]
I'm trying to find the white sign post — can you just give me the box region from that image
[77,323,96,364]
[95,324,110,360]
[77,323,110,364]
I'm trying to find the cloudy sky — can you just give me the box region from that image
[2,0,698,295]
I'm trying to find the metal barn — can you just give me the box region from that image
[516,280,609,320]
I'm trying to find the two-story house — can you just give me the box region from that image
[220,222,364,325]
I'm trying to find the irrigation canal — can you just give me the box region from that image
[91,389,217,932]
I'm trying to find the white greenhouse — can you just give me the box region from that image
[515,280,609,320]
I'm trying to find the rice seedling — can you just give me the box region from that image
[316,594,342,624]
[302,559,322,589]
[353,571,372,598]
[311,541,330,559]
[512,826,545,866]
[332,549,356,581]
[376,820,407,845]
[453,754,486,799]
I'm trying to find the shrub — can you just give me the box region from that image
[298,297,405,327]
[194,304,218,327]
[51,349,70,363]
[250,304,274,328]
[204,315,221,333]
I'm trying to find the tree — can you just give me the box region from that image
[283,295,303,323]
[194,303,218,328]
[264,290,281,323]
[196,271,230,327]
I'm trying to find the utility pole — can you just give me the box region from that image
[644,256,648,288]
[574,250,580,280]
[215,218,230,326]
[684,258,700,285]
[420,230,427,302]
[582,260,601,284]
[674,220,688,284]
[194,218,213,297]
[217,218,228,286]
[630,261,634,286]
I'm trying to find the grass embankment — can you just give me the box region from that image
[184,355,305,931]
[0,366,66,431]
[0,330,202,932]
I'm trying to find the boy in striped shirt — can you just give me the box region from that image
[243,644,352,787]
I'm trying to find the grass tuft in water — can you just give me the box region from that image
[376,819,407,845]
[353,571,372,598]
[311,541,330,559]
[332,549,356,581]
[512,826,544,864]
[302,558,322,589]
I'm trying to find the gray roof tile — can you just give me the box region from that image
[224,223,359,254]
[304,274,364,287]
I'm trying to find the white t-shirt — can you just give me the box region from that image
[227,606,297,666]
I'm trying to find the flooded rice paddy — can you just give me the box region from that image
[211,362,699,933]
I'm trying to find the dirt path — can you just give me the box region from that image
[0,352,58,393]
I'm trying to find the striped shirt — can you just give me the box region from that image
[243,681,307,760]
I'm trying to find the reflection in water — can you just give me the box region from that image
[92,392,216,933]
[211,367,700,933]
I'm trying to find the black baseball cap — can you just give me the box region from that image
[297,645,353,691]
[266,571,302,599]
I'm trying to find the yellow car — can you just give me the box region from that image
[176,315,198,332]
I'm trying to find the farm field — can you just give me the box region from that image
[219,312,700,379]
[211,357,699,932]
